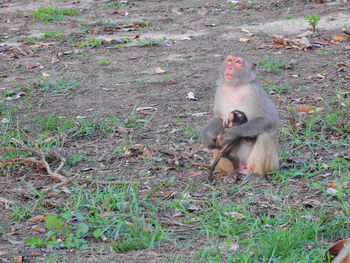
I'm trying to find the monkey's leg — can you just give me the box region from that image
[223,154,240,183]
[246,132,279,176]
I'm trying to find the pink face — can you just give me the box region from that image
[224,56,244,80]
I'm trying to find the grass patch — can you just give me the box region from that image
[34,8,79,22]
[136,37,165,47]
[75,38,103,48]
[262,56,285,73]
[34,79,81,96]
[42,31,61,38]
[99,59,111,65]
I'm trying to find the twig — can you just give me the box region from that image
[77,179,135,185]
[0,197,16,205]
[159,149,210,167]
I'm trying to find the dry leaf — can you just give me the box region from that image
[332,131,341,137]
[51,57,59,64]
[155,67,166,74]
[117,126,129,134]
[143,147,155,160]
[240,28,251,34]
[91,28,99,34]
[239,36,254,43]
[321,163,330,169]
[30,215,45,222]
[272,35,312,51]
[332,35,349,42]
[329,182,337,188]
[296,105,314,112]
[289,74,299,78]
[31,227,46,233]
[28,63,40,69]
[190,171,203,177]
[41,72,50,78]
[223,211,246,219]
[136,106,157,115]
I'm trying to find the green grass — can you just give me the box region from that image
[136,37,165,47]
[262,56,285,73]
[266,84,292,95]
[99,59,111,65]
[306,14,321,32]
[25,37,36,43]
[75,38,103,48]
[284,14,295,19]
[42,31,61,38]
[34,79,81,96]
[34,8,79,22]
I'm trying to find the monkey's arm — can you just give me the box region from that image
[201,117,224,149]
[218,116,277,146]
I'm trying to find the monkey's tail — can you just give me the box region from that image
[247,132,279,176]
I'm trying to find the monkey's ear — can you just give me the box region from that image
[252,62,257,71]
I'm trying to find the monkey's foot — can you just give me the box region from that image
[223,173,238,184]
[238,165,253,175]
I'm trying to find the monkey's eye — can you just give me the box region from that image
[235,59,242,64]
[227,58,233,63]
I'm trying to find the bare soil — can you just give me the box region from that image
[0,0,349,262]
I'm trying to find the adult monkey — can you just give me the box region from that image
[201,55,280,181]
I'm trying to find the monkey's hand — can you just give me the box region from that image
[201,117,224,149]
[216,127,241,147]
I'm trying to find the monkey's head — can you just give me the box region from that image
[231,110,248,126]
[221,56,257,84]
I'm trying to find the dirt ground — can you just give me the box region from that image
[0,0,349,262]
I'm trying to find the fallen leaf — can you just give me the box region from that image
[272,35,312,51]
[332,34,349,42]
[117,126,129,134]
[240,28,251,34]
[197,9,208,15]
[51,56,59,64]
[190,171,203,177]
[321,163,330,169]
[143,147,155,160]
[90,28,99,34]
[28,63,40,69]
[239,36,254,43]
[136,106,157,115]
[30,215,45,222]
[155,67,166,74]
[223,211,246,219]
[296,105,314,112]
[332,131,341,137]
[114,10,129,16]
[31,227,46,233]
[330,182,337,188]
[15,77,25,81]
[289,74,299,78]
[41,72,50,78]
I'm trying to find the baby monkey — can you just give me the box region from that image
[208,110,250,182]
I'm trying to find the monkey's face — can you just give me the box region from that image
[224,56,245,81]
